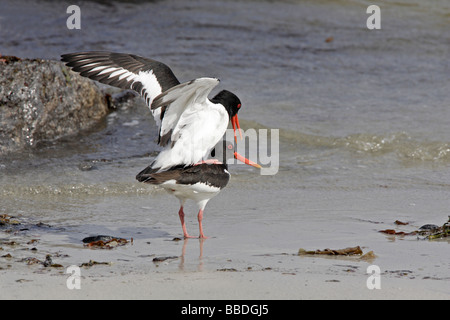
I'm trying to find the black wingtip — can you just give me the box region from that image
[136,163,159,182]
[61,53,76,63]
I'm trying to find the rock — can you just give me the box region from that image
[82,235,130,249]
[82,235,115,243]
[419,224,440,231]
[0,55,111,154]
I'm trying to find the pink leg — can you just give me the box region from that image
[194,159,222,166]
[178,206,196,239]
[198,209,209,239]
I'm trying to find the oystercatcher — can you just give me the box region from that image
[137,140,260,238]
[61,51,260,238]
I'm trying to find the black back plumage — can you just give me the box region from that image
[136,163,229,190]
[136,139,234,189]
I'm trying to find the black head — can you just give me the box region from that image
[211,90,242,142]
[211,90,241,119]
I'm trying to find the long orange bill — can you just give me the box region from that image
[231,115,243,143]
[234,152,262,169]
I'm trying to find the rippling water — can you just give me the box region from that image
[1,0,449,284]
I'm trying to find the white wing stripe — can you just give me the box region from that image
[98,67,120,75]
[90,65,108,72]
[80,61,100,67]
[136,70,162,106]
[117,71,135,81]
[109,69,129,78]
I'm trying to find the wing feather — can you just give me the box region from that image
[151,77,220,147]
[61,51,180,127]
[62,52,226,168]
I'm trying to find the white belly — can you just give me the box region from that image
[160,180,221,206]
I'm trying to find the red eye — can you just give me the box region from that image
[237,104,241,109]
[227,144,233,150]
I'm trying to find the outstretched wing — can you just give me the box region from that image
[149,78,228,171]
[151,77,220,147]
[61,51,180,127]
[62,52,226,169]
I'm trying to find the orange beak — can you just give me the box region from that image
[234,152,262,169]
[231,115,243,143]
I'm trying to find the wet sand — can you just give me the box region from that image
[1,0,450,301]
[1,265,449,300]
[1,187,449,300]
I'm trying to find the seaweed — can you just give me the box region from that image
[152,256,178,263]
[378,229,417,236]
[0,214,20,226]
[79,260,111,268]
[298,246,363,256]
[378,216,450,240]
[19,254,63,268]
[424,217,450,240]
[297,246,376,262]
[82,235,132,249]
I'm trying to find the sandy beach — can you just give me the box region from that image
[1,187,449,300]
[2,267,449,300]
[1,248,449,300]
[1,0,450,301]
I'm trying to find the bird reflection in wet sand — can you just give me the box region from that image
[178,238,205,272]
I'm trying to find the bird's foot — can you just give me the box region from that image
[194,159,222,166]
[184,234,209,239]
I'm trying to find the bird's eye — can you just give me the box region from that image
[237,104,241,109]
[227,144,233,150]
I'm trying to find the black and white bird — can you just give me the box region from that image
[136,139,260,238]
[61,51,260,238]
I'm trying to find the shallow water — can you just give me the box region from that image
[1,0,449,297]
